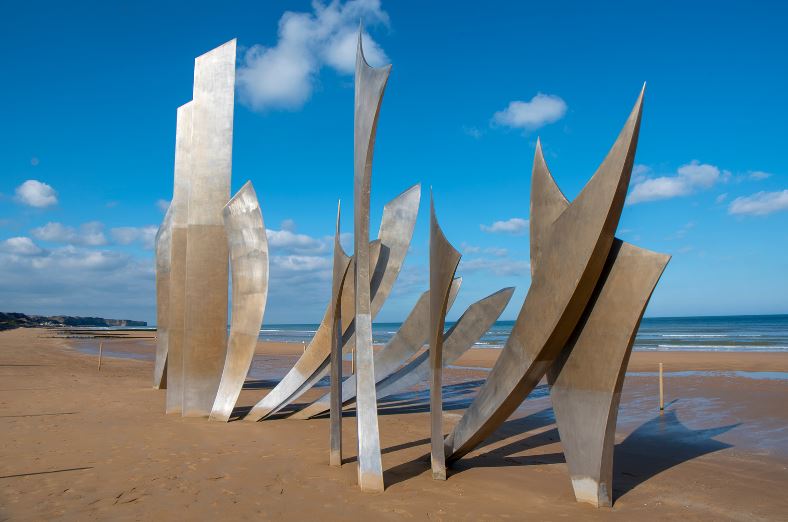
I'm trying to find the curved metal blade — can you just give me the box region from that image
[209,181,269,422]
[446,86,645,462]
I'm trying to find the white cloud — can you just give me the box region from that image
[748,171,772,181]
[266,228,329,255]
[280,218,297,232]
[0,243,154,321]
[1,237,43,256]
[237,0,389,111]
[461,243,480,254]
[480,217,529,234]
[156,199,170,213]
[15,180,58,208]
[461,243,508,257]
[32,221,107,246]
[715,193,728,204]
[492,93,567,130]
[632,164,651,180]
[460,257,530,277]
[627,161,729,205]
[728,190,788,216]
[110,226,158,250]
[271,254,332,272]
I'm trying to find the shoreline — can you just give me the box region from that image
[3,328,786,519]
[62,329,788,374]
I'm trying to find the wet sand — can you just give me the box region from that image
[1,328,787,520]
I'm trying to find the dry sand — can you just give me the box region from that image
[1,328,787,520]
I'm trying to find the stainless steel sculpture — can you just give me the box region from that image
[445,87,645,462]
[329,202,353,467]
[182,39,236,417]
[548,240,669,506]
[244,185,419,422]
[428,196,461,480]
[375,288,514,403]
[290,279,462,420]
[166,101,193,414]
[155,37,678,507]
[527,144,670,505]
[209,182,269,422]
[352,32,391,492]
[154,204,173,389]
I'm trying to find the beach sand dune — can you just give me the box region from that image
[1,328,786,520]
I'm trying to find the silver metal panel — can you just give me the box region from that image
[209,182,269,422]
[166,101,193,414]
[353,32,391,492]
[289,279,462,420]
[375,287,514,402]
[548,240,669,507]
[182,39,236,417]
[154,203,173,389]
[243,186,419,422]
[446,87,645,462]
[428,196,461,480]
[330,202,352,467]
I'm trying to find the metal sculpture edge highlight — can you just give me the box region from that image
[353,29,390,492]
[428,195,461,480]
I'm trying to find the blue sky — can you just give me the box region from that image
[1,1,786,324]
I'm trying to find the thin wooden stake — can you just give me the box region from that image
[98,341,103,371]
[659,362,664,411]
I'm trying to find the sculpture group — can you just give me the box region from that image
[155,32,669,507]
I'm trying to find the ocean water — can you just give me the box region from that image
[259,314,788,353]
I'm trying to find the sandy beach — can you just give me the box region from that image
[1,328,787,520]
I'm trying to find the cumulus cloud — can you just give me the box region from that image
[237,0,389,111]
[480,217,529,235]
[15,180,58,208]
[110,226,158,250]
[0,243,154,321]
[1,237,43,256]
[492,93,567,130]
[156,199,170,213]
[627,161,729,205]
[728,190,788,216]
[715,193,728,204]
[266,228,330,255]
[32,221,107,246]
[748,171,772,181]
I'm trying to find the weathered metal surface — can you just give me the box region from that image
[182,39,236,417]
[289,279,462,421]
[166,101,193,414]
[428,196,461,480]
[154,204,173,389]
[244,186,419,422]
[353,31,390,492]
[376,287,514,402]
[549,240,669,507]
[446,87,645,462]
[209,182,269,422]
[330,202,352,467]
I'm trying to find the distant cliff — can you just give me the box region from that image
[0,312,147,331]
